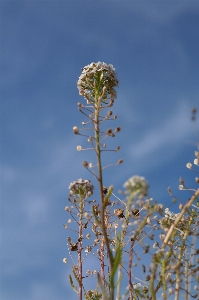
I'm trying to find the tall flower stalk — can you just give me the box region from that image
[76,62,121,299]
[63,63,199,300]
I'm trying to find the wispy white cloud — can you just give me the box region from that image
[127,102,193,169]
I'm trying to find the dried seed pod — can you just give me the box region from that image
[114,208,125,219]
[70,243,78,251]
[82,161,89,167]
[132,208,140,216]
[103,186,108,195]
[115,127,121,132]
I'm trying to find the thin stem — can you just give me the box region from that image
[150,259,158,300]
[174,212,194,300]
[161,188,199,250]
[128,239,134,300]
[78,195,83,300]
[100,239,105,285]
[94,93,114,300]
[161,259,166,300]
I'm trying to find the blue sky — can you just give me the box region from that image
[1,1,199,299]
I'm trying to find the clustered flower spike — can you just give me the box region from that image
[123,175,149,197]
[160,207,189,232]
[77,62,118,102]
[68,179,94,197]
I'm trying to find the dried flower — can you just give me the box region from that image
[69,243,78,251]
[82,161,89,168]
[167,186,172,195]
[117,159,124,165]
[114,208,125,219]
[132,208,140,216]
[115,127,121,132]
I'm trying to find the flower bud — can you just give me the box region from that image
[115,127,121,132]
[118,159,124,164]
[82,161,89,168]
[73,126,79,134]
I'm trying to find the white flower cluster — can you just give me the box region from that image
[123,175,149,196]
[68,179,94,197]
[164,208,179,220]
[77,62,118,101]
[160,207,188,231]
[186,151,199,169]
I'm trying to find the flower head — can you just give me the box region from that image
[68,179,94,198]
[123,175,149,196]
[77,62,118,102]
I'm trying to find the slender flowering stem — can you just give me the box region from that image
[94,94,114,299]
[174,212,195,300]
[78,194,83,300]
[161,188,199,249]
[128,239,134,300]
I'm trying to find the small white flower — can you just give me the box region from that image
[159,233,165,241]
[195,151,199,158]
[146,216,152,225]
[194,158,199,166]
[178,185,184,190]
[153,242,159,249]
[73,126,79,134]
[68,219,72,223]
[86,233,91,239]
[186,162,192,169]
[77,145,82,151]
[63,258,68,264]
[85,246,92,253]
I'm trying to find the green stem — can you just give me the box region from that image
[174,212,194,300]
[94,87,114,300]
[78,195,83,300]
[161,188,199,250]
[116,195,132,300]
